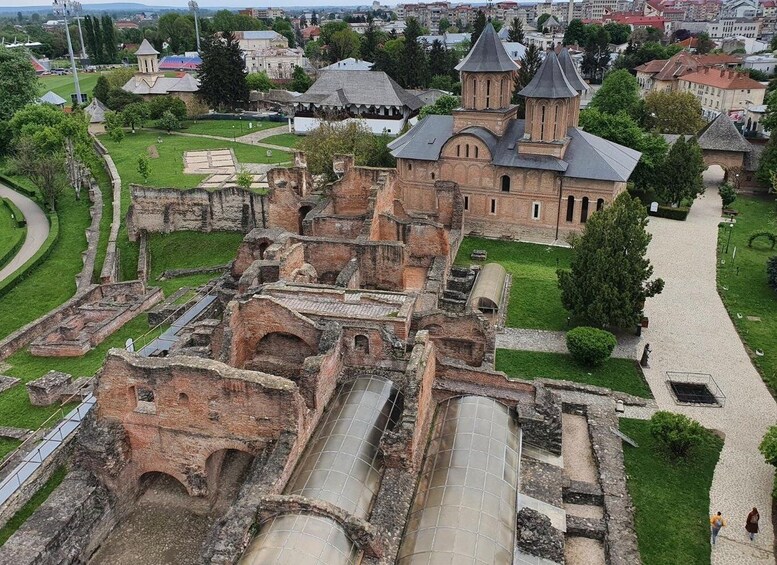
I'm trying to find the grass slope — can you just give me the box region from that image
[0,466,67,546]
[262,133,301,148]
[496,349,652,397]
[180,119,281,138]
[621,418,723,565]
[39,73,102,102]
[455,237,571,330]
[0,201,25,271]
[717,195,777,395]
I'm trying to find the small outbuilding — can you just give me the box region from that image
[39,90,66,108]
[468,263,507,314]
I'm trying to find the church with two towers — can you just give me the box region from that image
[389,23,641,240]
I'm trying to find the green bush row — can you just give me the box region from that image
[1,197,25,228]
[0,173,38,201]
[0,227,26,270]
[0,212,59,300]
[648,205,690,221]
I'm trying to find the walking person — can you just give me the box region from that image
[710,511,727,545]
[746,508,760,542]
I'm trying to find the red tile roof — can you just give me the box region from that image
[680,68,765,89]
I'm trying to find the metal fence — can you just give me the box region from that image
[665,371,726,407]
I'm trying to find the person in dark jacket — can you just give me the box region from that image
[746,508,760,542]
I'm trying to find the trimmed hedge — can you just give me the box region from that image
[1,197,25,228]
[648,205,690,221]
[767,256,777,292]
[566,326,617,366]
[0,227,26,271]
[0,212,58,299]
[0,173,39,201]
[748,231,777,249]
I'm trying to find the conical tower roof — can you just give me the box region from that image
[557,48,588,93]
[696,112,751,152]
[135,38,159,56]
[456,22,518,73]
[518,51,577,99]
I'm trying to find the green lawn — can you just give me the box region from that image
[0,438,20,463]
[496,349,652,397]
[179,118,282,138]
[621,418,723,565]
[0,187,90,342]
[262,133,301,148]
[39,73,103,102]
[455,237,571,330]
[1,314,165,430]
[0,200,25,271]
[717,195,777,395]
[0,466,67,546]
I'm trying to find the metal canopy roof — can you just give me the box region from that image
[469,263,507,313]
[397,395,521,564]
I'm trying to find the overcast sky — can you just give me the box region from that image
[9,0,494,9]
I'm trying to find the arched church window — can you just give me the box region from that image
[501,175,510,192]
[581,197,590,223]
[566,195,575,222]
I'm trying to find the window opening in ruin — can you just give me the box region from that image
[566,195,575,222]
[490,199,496,214]
[581,197,589,223]
[501,175,510,192]
[431,172,435,180]
[464,196,469,210]
[178,392,189,407]
[407,162,412,171]
[532,202,540,219]
[354,334,369,353]
[134,386,156,414]
[596,198,605,212]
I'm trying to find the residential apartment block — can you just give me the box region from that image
[678,67,765,120]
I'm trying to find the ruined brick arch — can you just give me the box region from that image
[137,469,193,496]
[319,271,339,285]
[249,332,316,379]
[204,443,257,494]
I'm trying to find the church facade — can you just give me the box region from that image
[389,23,642,241]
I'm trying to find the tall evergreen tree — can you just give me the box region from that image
[93,75,110,103]
[507,17,525,43]
[659,136,705,205]
[311,12,319,25]
[198,32,249,111]
[92,16,104,64]
[83,16,98,63]
[512,43,542,114]
[401,18,429,88]
[101,15,118,63]
[581,26,611,83]
[471,10,487,48]
[361,16,380,62]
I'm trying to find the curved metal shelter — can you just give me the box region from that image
[469,263,507,314]
[239,375,401,565]
[397,395,521,565]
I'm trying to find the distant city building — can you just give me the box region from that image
[245,47,309,80]
[418,32,471,50]
[678,67,765,119]
[320,58,375,71]
[234,30,288,52]
[239,7,285,20]
[743,54,777,73]
[706,17,761,39]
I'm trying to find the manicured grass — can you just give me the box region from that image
[180,118,282,138]
[0,438,21,463]
[1,314,165,430]
[0,188,90,342]
[0,200,25,271]
[455,237,571,330]
[717,195,777,395]
[0,466,67,546]
[496,349,652,397]
[39,73,103,102]
[262,133,301,148]
[621,418,723,565]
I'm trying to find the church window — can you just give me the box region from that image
[596,198,605,211]
[581,197,590,223]
[407,162,412,171]
[466,144,470,158]
[456,145,461,157]
[471,78,477,107]
[474,146,479,158]
[464,196,469,210]
[554,105,560,138]
[532,202,541,219]
[501,175,510,192]
[490,199,497,214]
[566,195,575,222]
[540,106,546,139]
[431,172,435,179]
[486,79,491,107]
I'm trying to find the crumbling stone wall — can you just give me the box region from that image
[415,310,494,367]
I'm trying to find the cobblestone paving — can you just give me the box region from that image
[496,328,641,359]
[640,176,777,564]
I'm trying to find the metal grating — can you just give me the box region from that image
[397,395,522,565]
[666,372,725,407]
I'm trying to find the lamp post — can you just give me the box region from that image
[72,1,87,60]
[189,0,201,52]
[52,0,82,105]
[725,221,734,254]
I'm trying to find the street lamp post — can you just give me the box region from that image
[72,2,87,60]
[189,0,201,52]
[52,0,82,105]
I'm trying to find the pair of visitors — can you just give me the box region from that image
[709,508,760,546]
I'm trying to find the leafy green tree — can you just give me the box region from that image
[603,22,631,44]
[198,31,249,111]
[93,75,110,104]
[589,69,641,119]
[719,183,736,207]
[758,136,777,184]
[148,96,187,121]
[12,136,67,211]
[105,111,124,143]
[512,43,542,114]
[643,90,704,134]
[581,26,612,84]
[290,65,313,92]
[429,75,458,93]
[121,102,149,133]
[158,110,181,133]
[329,28,361,62]
[137,154,150,183]
[0,46,39,123]
[106,88,142,112]
[659,136,705,205]
[246,71,274,92]
[439,18,452,33]
[563,19,587,46]
[471,11,487,46]
[419,95,459,117]
[508,17,525,43]
[650,411,705,458]
[557,192,664,329]
[696,32,714,54]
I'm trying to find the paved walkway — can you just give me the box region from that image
[639,172,777,564]
[159,126,293,154]
[0,183,49,283]
[496,328,641,359]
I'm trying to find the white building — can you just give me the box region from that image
[235,30,288,52]
[743,54,777,73]
[706,18,761,39]
[245,48,309,80]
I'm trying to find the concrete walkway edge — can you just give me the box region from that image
[0,184,49,284]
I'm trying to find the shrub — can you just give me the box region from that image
[648,205,690,220]
[759,425,777,467]
[748,231,777,249]
[768,256,777,292]
[719,183,736,208]
[650,411,705,458]
[566,326,617,366]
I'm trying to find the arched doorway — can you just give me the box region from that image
[204,448,255,506]
[298,205,313,235]
[248,332,315,378]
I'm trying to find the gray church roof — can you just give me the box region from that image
[295,70,423,110]
[455,22,518,73]
[388,115,641,182]
[135,38,159,56]
[696,112,752,153]
[557,48,589,93]
[39,90,66,106]
[122,73,199,95]
[519,51,577,99]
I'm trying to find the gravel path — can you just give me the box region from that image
[496,328,641,359]
[640,170,777,564]
[0,183,49,283]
